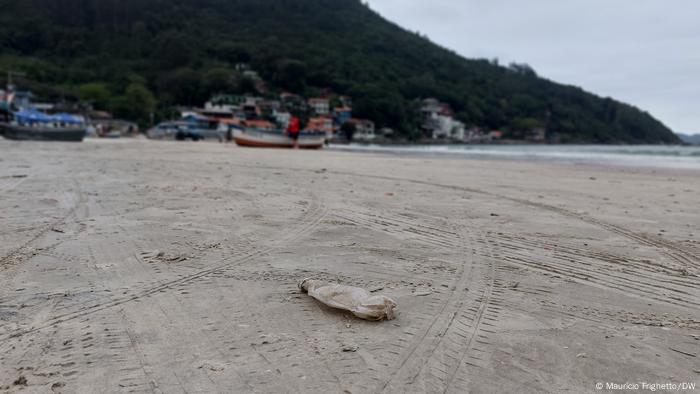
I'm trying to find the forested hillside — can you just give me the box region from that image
[0,0,679,143]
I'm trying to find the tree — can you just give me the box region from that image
[213,43,251,64]
[77,82,111,110]
[236,76,258,95]
[151,31,194,68]
[113,83,156,125]
[156,68,201,105]
[130,21,151,56]
[201,68,235,98]
[11,17,52,54]
[273,59,307,93]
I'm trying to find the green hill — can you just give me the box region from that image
[0,0,679,143]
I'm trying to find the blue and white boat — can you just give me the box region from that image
[1,109,86,142]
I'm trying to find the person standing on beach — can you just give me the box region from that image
[286,116,301,149]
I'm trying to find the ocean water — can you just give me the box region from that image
[330,144,700,170]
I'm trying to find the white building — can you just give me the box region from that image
[379,127,394,138]
[308,98,330,115]
[273,110,292,128]
[451,119,466,140]
[430,114,466,140]
[349,118,376,141]
[421,98,443,118]
[420,98,468,140]
[203,101,236,117]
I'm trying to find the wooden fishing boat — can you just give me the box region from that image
[0,123,85,142]
[232,126,325,149]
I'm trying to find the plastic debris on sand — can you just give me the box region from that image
[299,278,397,321]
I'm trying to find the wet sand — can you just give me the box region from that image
[1,139,698,393]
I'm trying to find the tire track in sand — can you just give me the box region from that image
[479,233,700,310]
[0,193,329,342]
[382,212,501,394]
[328,205,499,394]
[236,164,699,272]
[0,177,85,271]
[0,169,39,194]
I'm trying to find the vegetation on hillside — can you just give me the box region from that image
[0,0,679,143]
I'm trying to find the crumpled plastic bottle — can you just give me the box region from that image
[299,278,397,321]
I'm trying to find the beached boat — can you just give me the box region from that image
[0,109,86,142]
[0,123,86,142]
[232,126,325,149]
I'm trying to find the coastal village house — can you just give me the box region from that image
[338,95,353,108]
[333,106,352,125]
[432,115,465,140]
[203,100,237,119]
[421,98,466,140]
[308,98,330,115]
[202,95,265,119]
[348,118,376,141]
[529,127,547,142]
[487,130,503,141]
[280,92,307,113]
[379,127,394,139]
[307,116,334,139]
[273,110,291,128]
[259,99,280,111]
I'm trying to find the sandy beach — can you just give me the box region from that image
[0,139,698,393]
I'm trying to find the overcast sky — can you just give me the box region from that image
[367,0,699,133]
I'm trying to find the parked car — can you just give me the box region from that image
[175,127,203,141]
[148,120,223,142]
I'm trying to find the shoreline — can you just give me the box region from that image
[329,142,700,171]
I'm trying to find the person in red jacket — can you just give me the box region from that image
[286,116,301,149]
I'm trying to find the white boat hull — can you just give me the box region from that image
[233,127,325,149]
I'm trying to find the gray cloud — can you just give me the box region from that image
[368,0,700,132]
